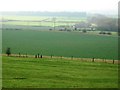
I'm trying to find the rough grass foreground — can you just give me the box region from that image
[2,56,118,88]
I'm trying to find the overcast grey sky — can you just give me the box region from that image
[0,0,119,13]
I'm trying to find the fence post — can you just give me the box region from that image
[113,59,114,64]
[38,53,40,58]
[41,54,42,58]
[51,55,52,58]
[92,58,94,62]
[35,54,37,58]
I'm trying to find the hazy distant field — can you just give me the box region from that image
[2,56,118,88]
[2,30,118,59]
[2,15,87,21]
[2,16,86,27]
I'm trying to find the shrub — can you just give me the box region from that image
[6,48,11,56]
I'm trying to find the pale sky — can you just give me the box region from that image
[0,0,119,12]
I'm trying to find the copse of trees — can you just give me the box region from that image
[88,14,118,32]
[73,14,117,33]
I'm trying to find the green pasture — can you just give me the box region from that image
[2,30,118,60]
[2,56,118,88]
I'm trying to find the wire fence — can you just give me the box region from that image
[2,53,119,64]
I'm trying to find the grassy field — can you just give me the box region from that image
[2,56,118,88]
[2,30,118,60]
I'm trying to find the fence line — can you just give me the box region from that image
[1,54,119,64]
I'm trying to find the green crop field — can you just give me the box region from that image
[2,30,118,60]
[2,56,118,88]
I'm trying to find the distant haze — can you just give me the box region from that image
[0,0,119,15]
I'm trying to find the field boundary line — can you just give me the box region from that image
[1,54,119,64]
